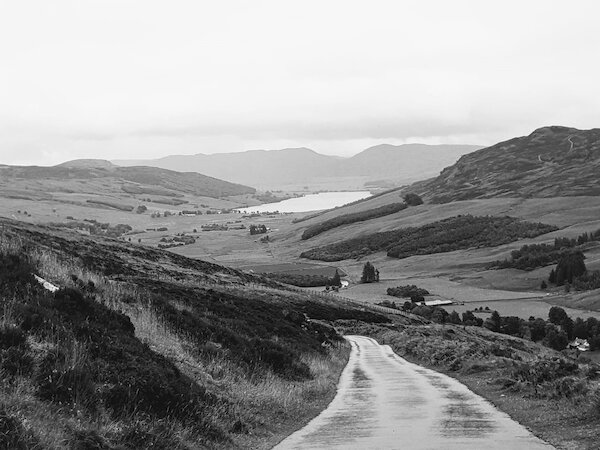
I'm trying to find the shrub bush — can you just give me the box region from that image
[511,358,579,384]
[0,409,40,449]
[115,420,189,450]
[0,346,33,377]
[403,193,424,206]
[0,253,35,293]
[550,376,588,399]
[0,324,27,349]
[68,429,110,450]
[387,285,430,299]
[35,349,97,409]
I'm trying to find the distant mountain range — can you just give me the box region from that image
[415,126,600,203]
[114,144,482,190]
[0,160,254,206]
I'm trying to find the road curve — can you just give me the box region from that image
[275,335,553,450]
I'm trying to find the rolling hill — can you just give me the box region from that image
[415,126,600,203]
[0,159,255,213]
[114,144,481,190]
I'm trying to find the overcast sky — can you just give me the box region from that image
[1,0,599,166]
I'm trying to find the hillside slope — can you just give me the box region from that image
[416,126,600,202]
[344,143,480,182]
[0,219,391,449]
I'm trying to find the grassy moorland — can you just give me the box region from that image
[300,215,557,261]
[0,219,392,449]
[416,126,600,203]
[341,321,600,449]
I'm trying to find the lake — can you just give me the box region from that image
[236,191,372,213]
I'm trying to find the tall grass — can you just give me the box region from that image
[0,226,352,449]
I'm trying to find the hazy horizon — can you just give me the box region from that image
[0,141,484,168]
[1,0,599,166]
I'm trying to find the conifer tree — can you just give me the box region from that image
[361,262,377,283]
[331,269,342,287]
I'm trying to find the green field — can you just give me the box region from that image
[6,193,600,322]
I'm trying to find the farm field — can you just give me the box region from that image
[264,196,600,320]
[5,193,600,322]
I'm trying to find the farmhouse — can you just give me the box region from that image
[417,299,454,307]
[568,338,590,352]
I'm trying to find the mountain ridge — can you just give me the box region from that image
[114,143,482,189]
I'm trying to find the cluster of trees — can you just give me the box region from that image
[150,210,175,218]
[249,224,267,235]
[301,215,557,261]
[158,234,196,249]
[263,273,331,287]
[386,285,430,302]
[547,251,600,291]
[549,251,587,285]
[301,203,408,240]
[491,229,600,270]
[389,301,600,352]
[570,270,600,291]
[85,199,134,212]
[253,191,295,203]
[50,220,132,238]
[402,192,424,206]
[360,262,379,283]
[265,269,342,288]
[300,194,425,241]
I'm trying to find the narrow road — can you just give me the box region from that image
[275,336,552,450]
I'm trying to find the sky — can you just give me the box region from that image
[1,0,599,166]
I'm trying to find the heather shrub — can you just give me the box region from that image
[0,409,40,450]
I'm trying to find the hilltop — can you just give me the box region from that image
[416,126,600,203]
[114,144,480,190]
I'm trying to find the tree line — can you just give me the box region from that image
[249,224,267,235]
[381,301,600,352]
[386,285,430,302]
[301,193,424,240]
[301,202,408,240]
[265,270,342,288]
[300,215,557,261]
[490,228,600,270]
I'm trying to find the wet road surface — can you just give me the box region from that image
[275,335,553,450]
